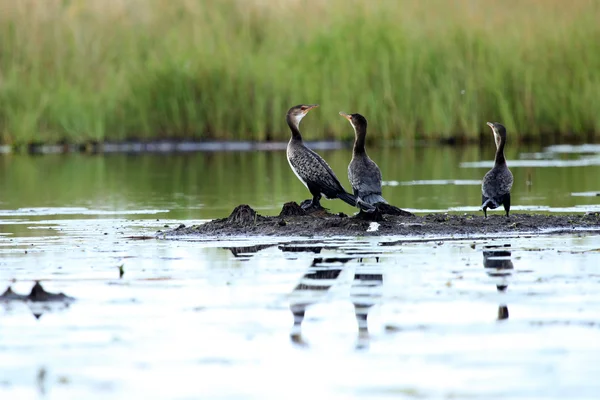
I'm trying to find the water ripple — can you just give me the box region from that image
[0,207,170,217]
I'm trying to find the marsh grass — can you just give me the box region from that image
[0,0,599,145]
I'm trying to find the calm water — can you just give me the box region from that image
[1,144,600,399]
[1,144,599,219]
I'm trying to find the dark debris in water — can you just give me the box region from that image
[161,203,600,238]
[529,320,600,328]
[124,235,155,240]
[1,281,75,303]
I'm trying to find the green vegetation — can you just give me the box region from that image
[1,0,599,145]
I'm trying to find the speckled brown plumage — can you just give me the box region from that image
[286,105,356,209]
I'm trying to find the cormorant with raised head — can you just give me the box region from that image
[482,122,514,218]
[286,104,357,210]
[340,112,386,210]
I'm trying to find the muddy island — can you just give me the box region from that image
[0,281,75,303]
[160,202,600,238]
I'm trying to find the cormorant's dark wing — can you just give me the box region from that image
[482,166,514,208]
[482,194,500,209]
[288,145,349,199]
[348,156,386,204]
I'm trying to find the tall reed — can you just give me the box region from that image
[0,0,599,145]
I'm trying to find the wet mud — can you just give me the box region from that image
[162,202,600,238]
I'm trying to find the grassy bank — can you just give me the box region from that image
[0,0,599,145]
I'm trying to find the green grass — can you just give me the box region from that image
[0,0,599,145]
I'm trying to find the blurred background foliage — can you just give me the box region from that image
[0,0,599,145]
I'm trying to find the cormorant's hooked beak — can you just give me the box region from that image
[339,112,352,122]
[290,104,319,127]
[303,104,319,114]
[487,121,501,147]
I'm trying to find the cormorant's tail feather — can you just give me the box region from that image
[337,191,358,208]
[375,203,413,217]
[362,194,387,205]
[482,197,500,210]
[356,198,377,213]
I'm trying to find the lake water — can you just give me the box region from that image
[1,144,600,399]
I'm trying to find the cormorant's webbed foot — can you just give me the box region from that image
[300,199,313,210]
[354,208,383,222]
[300,198,326,213]
[357,199,377,213]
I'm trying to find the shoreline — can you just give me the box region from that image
[2,137,598,155]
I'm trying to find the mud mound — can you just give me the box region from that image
[227,204,260,226]
[279,202,307,217]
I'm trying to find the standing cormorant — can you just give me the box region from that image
[286,104,357,210]
[482,122,514,218]
[340,112,386,210]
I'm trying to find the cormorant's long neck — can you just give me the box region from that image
[286,114,302,141]
[353,125,367,156]
[494,137,506,165]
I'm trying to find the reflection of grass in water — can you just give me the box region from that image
[1,146,599,219]
[0,0,599,145]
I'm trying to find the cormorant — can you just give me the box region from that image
[340,112,386,210]
[482,122,514,218]
[286,104,357,209]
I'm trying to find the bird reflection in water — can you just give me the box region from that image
[288,255,382,349]
[483,244,514,320]
[224,243,279,260]
[351,269,383,349]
